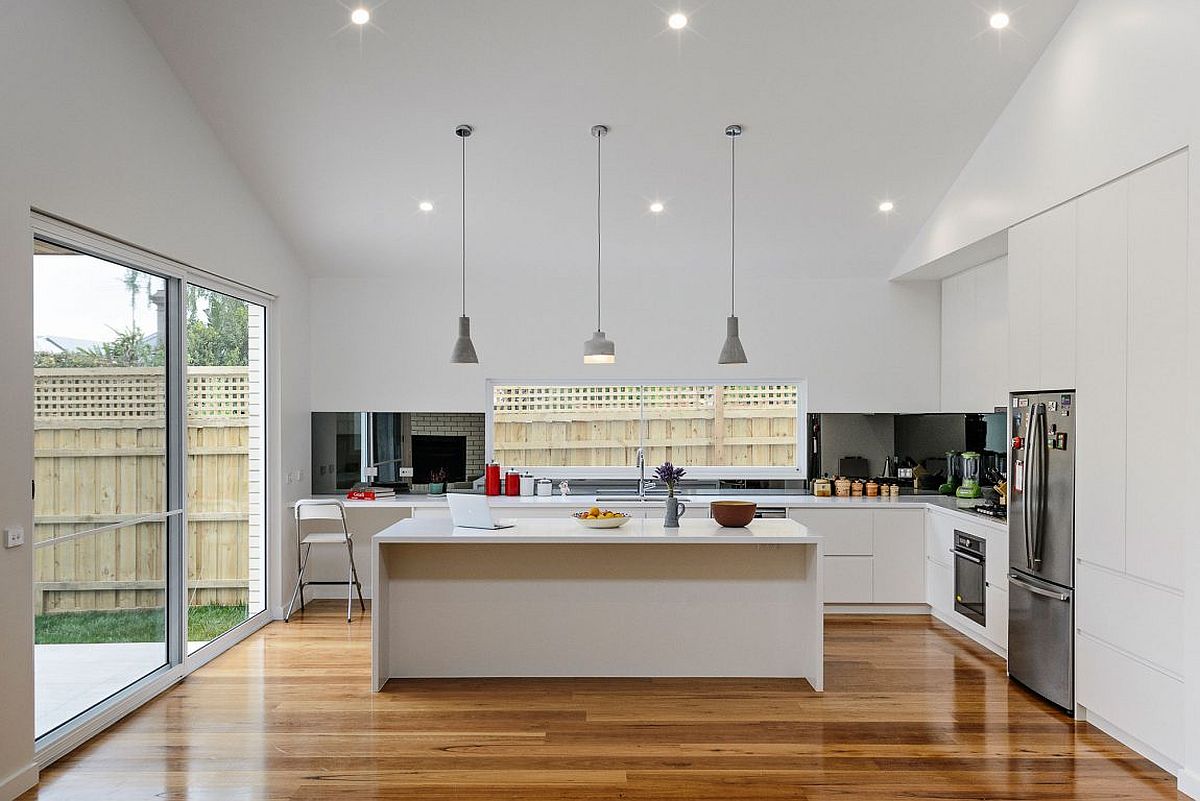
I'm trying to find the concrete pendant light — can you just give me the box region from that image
[718,123,748,365]
[583,124,615,364]
[450,124,479,364]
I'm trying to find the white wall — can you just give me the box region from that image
[0,1,311,796]
[895,0,1199,278]
[310,273,941,413]
[888,0,1200,794]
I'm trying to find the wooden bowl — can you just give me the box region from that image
[710,500,757,527]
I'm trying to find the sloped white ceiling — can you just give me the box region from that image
[127,0,1076,282]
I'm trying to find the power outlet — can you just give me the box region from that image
[397,467,414,478]
[5,526,25,549]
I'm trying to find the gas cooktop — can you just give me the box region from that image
[968,503,1007,520]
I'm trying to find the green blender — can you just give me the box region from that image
[938,451,960,495]
[955,451,982,499]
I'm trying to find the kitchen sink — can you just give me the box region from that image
[594,496,693,503]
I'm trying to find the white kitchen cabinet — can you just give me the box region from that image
[1074,178,1128,572]
[791,508,925,605]
[925,557,953,617]
[823,556,874,603]
[983,584,1008,653]
[940,256,1008,412]
[925,511,956,568]
[788,509,873,555]
[1124,154,1187,591]
[1077,634,1183,765]
[871,510,926,602]
[923,509,1007,655]
[1006,201,1076,392]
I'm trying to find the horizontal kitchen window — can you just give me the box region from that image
[487,381,807,478]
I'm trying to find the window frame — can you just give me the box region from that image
[30,210,277,766]
[485,378,809,480]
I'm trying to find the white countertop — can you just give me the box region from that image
[312,491,1005,530]
[374,516,817,544]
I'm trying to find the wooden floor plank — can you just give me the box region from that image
[21,604,1183,800]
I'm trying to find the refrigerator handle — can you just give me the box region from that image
[1022,404,1037,570]
[1008,572,1068,602]
[1031,404,1048,568]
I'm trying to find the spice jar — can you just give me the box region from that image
[865,480,879,497]
[813,478,833,497]
[851,480,864,496]
[834,477,851,497]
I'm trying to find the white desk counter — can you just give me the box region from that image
[372,517,823,691]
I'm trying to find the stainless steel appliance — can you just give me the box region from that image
[754,507,788,519]
[952,530,986,626]
[1008,390,1075,712]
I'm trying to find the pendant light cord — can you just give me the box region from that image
[596,130,602,331]
[730,131,736,317]
[461,132,467,317]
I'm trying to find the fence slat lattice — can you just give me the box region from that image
[34,367,251,612]
[492,384,798,469]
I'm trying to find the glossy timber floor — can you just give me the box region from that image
[23,602,1182,800]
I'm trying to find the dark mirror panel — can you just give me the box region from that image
[311,412,485,494]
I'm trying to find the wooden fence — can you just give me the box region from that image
[34,367,253,613]
[492,384,798,469]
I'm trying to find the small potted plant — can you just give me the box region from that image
[654,461,687,527]
[427,467,448,496]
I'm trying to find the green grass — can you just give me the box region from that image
[35,605,249,645]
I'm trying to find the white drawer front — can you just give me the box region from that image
[790,509,873,555]
[823,556,873,603]
[1076,561,1182,676]
[926,512,956,567]
[925,557,953,615]
[1077,633,1183,764]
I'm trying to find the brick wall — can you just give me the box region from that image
[410,412,485,488]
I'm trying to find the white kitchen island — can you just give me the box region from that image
[371,517,823,691]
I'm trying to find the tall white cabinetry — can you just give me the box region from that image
[1007,202,1077,392]
[1067,152,1187,768]
[940,256,1008,412]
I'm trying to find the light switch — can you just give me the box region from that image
[5,526,24,549]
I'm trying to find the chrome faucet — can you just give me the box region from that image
[636,448,655,498]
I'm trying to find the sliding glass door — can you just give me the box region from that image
[185,285,267,652]
[32,217,272,748]
[32,240,177,739]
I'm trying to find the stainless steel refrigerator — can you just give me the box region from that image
[1008,390,1075,712]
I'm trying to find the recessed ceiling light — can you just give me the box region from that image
[878,201,895,213]
[418,201,434,212]
[989,11,1010,29]
[668,12,688,30]
[350,7,370,25]
[649,201,665,214]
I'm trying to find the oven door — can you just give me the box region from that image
[953,548,987,626]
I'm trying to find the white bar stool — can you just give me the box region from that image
[286,499,366,622]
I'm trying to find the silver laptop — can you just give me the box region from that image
[447,493,514,530]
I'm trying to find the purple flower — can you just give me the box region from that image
[654,461,687,488]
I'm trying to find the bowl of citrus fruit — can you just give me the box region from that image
[573,507,631,528]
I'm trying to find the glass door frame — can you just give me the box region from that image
[31,211,276,767]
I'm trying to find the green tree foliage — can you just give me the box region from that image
[187,287,249,367]
[34,287,249,368]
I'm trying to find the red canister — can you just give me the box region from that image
[485,462,502,496]
[505,471,521,496]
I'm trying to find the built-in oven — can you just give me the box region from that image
[952,530,986,626]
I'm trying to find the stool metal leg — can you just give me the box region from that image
[346,539,366,621]
[285,542,312,622]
